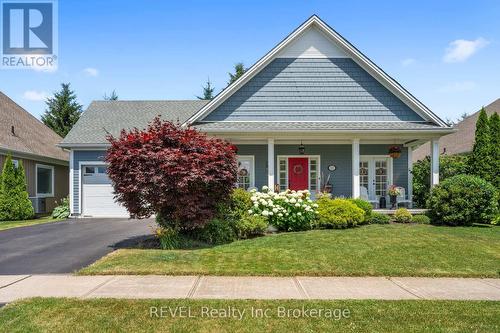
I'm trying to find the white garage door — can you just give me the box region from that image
[82,165,129,217]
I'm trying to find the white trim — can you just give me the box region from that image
[276,155,321,192]
[267,138,275,189]
[407,147,413,208]
[430,138,439,187]
[196,120,431,123]
[236,155,255,189]
[352,139,360,198]
[35,164,55,198]
[78,161,107,215]
[69,150,74,215]
[359,155,394,200]
[184,15,449,128]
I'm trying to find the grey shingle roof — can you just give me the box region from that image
[61,100,209,145]
[0,92,68,161]
[61,100,450,146]
[194,121,443,132]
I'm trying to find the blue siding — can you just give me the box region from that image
[237,144,408,197]
[72,150,107,214]
[72,146,408,214]
[360,145,408,192]
[203,58,424,122]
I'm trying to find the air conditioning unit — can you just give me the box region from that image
[29,197,47,214]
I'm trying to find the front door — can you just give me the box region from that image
[288,157,309,190]
[360,157,391,200]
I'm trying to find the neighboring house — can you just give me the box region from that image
[413,98,500,161]
[60,15,453,217]
[0,92,69,213]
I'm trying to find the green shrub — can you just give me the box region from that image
[393,208,413,223]
[412,154,469,208]
[315,197,364,229]
[0,156,34,221]
[51,198,70,219]
[196,218,236,245]
[412,215,431,224]
[428,175,498,226]
[153,226,180,250]
[492,215,499,225]
[233,214,268,239]
[368,212,390,224]
[349,198,372,224]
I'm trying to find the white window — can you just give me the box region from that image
[36,164,54,197]
[236,156,254,190]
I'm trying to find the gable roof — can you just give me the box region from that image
[0,92,68,162]
[184,15,449,128]
[60,100,209,146]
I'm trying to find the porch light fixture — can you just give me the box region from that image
[298,141,305,155]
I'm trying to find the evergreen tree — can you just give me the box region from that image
[489,112,500,188]
[103,90,119,100]
[0,155,33,221]
[14,161,34,220]
[197,78,215,100]
[468,108,492,182]
[42,83,83,137]
[228,63,246,85]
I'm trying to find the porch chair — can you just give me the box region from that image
[360,186,378,208]
[396,187,412,208]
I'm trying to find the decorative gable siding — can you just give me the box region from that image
[202,58,425,122]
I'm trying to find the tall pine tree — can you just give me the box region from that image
[228,63,246,85]
[197,78,215,100]
[42,83,83,137]
[489,112,500,188]
[468,108,493,182]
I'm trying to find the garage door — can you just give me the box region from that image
[82,165,129,217]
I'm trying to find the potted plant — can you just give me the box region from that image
[387,185,401,209]
[388,146,402,158]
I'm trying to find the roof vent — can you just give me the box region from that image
[11,125,15,136]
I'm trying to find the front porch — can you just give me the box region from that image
[233,137,441,208]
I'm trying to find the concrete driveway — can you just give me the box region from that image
[0,218,153,274]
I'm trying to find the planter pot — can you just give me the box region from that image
[389,152,401,159]
[389,195,397,209]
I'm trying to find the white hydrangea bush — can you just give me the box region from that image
[248,186,318,231]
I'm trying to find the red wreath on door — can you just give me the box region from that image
[293,164,303,174]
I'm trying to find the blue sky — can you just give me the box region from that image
[2,0,499,122]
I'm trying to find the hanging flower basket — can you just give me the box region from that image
[388,146,402,159]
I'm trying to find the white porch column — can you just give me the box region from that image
[430,138,439,188]
[267,138,275,190]
[69,149,74,215]
[352,138,360,198]
[407,146,413,208]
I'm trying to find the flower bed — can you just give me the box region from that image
[249,186,318,231]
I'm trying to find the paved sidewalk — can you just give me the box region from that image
[0,275,499,303]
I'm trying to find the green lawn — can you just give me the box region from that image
[0,298,498,332]
[0,216,64,231]
[80,224,500,277]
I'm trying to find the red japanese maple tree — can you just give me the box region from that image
[106,117,237,229]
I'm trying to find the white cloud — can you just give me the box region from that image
[23,90,48,101]
[83,67,99,77]
[438,81,477,93]
[443,38,489,63]
[401,58,416,67]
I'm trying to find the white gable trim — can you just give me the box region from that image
[276,27,348,58]
[184,15,449,128]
